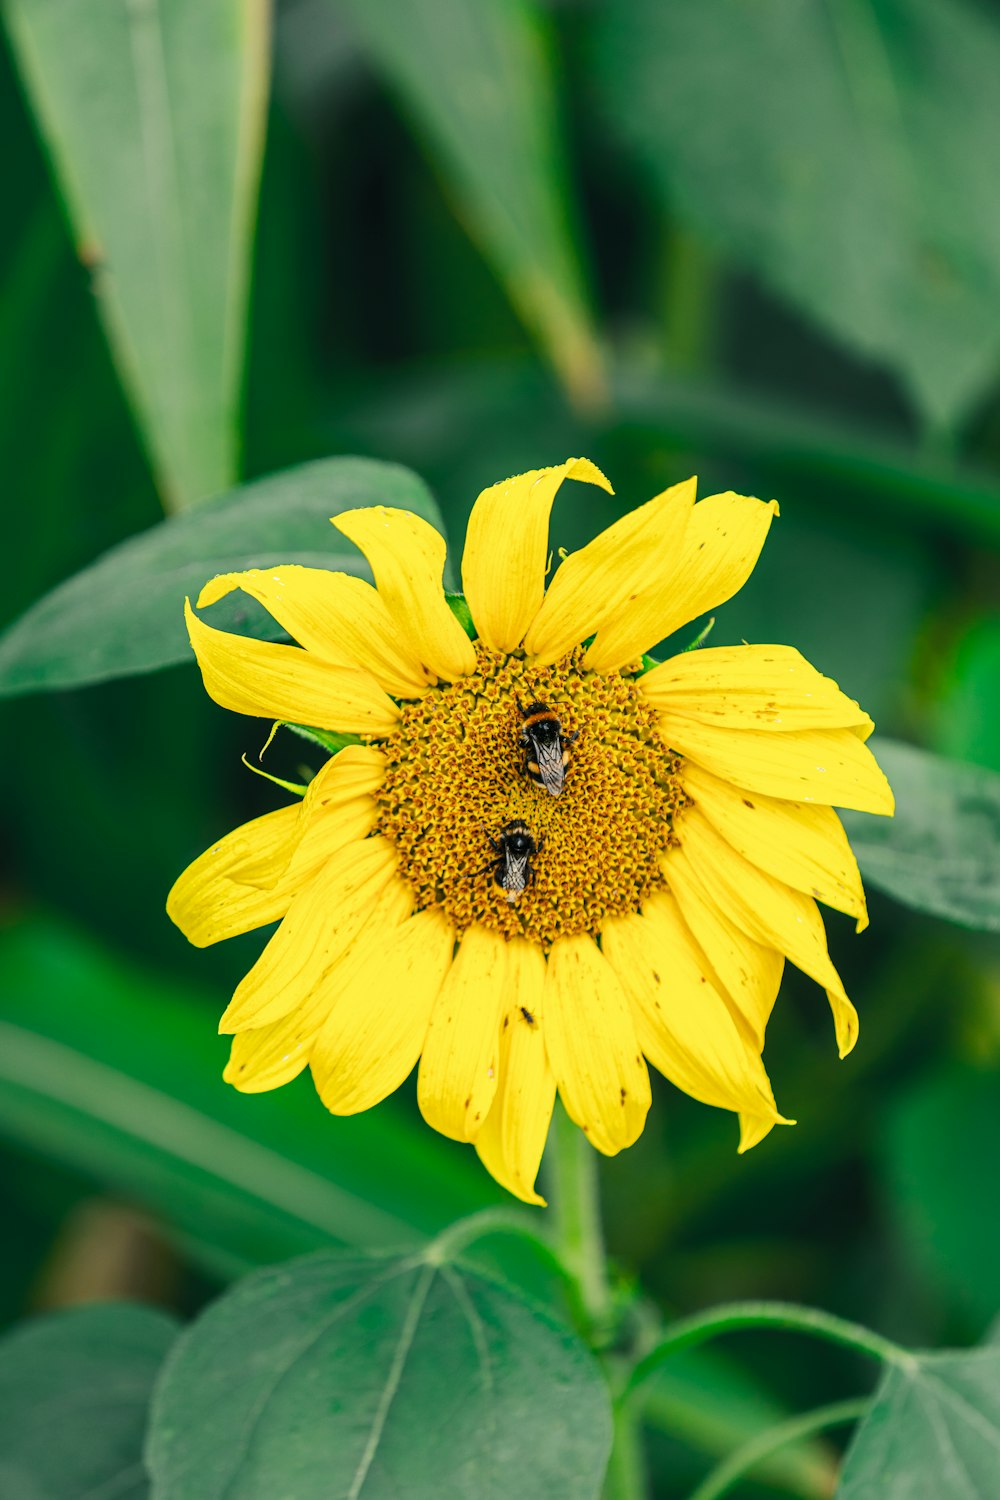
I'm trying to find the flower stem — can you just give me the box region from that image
[628,1300,913,1399]
[546,1105,647,1500]
[687,1397,869,1500]
[547,1101,613,1338]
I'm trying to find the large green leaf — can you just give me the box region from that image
[338,0,603,406]
[0,1303,178,1500]
[0,915,499,1277]
[0,457,445,697]
[146,1246,612,1500]
[840,739,1000,931]
[596,0,1000,431]
[4,0,270,509]
[837,1346,1000,1498]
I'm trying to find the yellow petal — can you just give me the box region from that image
[304,744,387,804]
[167,805,300,947]
[219,836,399,1033]
[199,567,434,698]
[311,907,452,1116]
[283,747,387,885]
[663,841,784,1049]
[585,492,779,672]
[523,477,696,667]
[661,716,895,815]
[184,600,399,735]
[544,934,650,1155]
[602,900,790,1138]
[224,879,414,1093]
[417,925,506,1142]
[462,458,613,653]
[332,507,476,681]
[678,809,859,1057]
[681,761,868,930]
[639,645,872,733]
[474,941,554,1205]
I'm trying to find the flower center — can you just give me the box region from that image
[375,646,687,946]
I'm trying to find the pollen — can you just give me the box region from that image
[375,646,688,946]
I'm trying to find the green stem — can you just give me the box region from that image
[628,1301,912,1399]
[687,1397,869,1500]
[547,1101,612,1338]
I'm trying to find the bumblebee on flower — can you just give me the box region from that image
[168,459,893,1204]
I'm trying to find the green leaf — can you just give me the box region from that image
[338,0,603,407]
[880,1066,1000,1329]
[4,0,270,509]
[146,1246,612,1500]
[596,0,1000,431]
[837,1346,1000,1498]
[0,915,500,1277]
[840,739,1000,931]
[0,1302,178,1500]
[0,456,445,698]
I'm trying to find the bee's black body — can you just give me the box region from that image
[517,698,577,797]
[482,819,541,904]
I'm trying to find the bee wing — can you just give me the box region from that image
[533,736,566,795]
[502,852,530,898]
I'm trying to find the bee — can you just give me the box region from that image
[477,819,542,904]
[518,698,577,797]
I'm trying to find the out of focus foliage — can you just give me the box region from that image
[2,2,1000,1496]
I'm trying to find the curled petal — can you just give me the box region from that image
[586,492,778,672]
[185,599,399,735]
[524,478,695,667]
[199,567,434,698]
[677,809,859,1058]
[462,458,613,653]
[681,761,868,930]
[333,507,475,681]
[167,805,301,948]
[219,837,399,1033]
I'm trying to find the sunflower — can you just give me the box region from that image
[168,460,892,1204]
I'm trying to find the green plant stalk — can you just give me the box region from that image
[548,1101,613,1338]
[547,1105,646,1500]
[629,1301,912,1399]
[687,1397,869,1500]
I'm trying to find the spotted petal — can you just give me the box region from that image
[417,924,509,1142]
[544,934,650,1155]
[474,940,553,1205]
[660,716,894,814]
[682,761,868,929]
[640,645,872,733]
[602,900,790,1147]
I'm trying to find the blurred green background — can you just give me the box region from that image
[2,2,999,1495]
